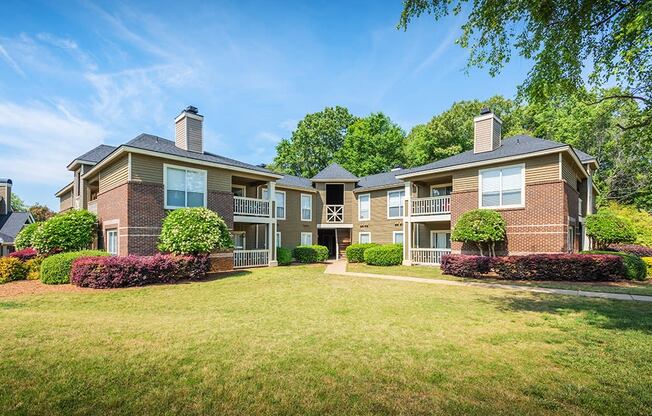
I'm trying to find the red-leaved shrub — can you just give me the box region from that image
[608,244,652,257]
[441,254,492,278]
[9,248,38,261]
[491,254,626,281]
[70,254,209,288]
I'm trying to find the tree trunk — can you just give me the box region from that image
[476,242,484,256]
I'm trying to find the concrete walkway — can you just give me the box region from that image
[324,260,652,302]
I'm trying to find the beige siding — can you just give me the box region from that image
[98,155,128,194]
[186,116,203,153]
[130,153,231,192]
[474,117,493,153]
[315,182,355,224]
[276,187,317,248]
[352,187,404,244]
[561,153,580,190]
[59,189,73,212]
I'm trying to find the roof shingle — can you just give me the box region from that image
[311,163,358,180]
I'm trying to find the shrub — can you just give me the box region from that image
[603,202,652,247]
[277,247,292,266]
[158,208,233,254]
[24,257,43,280]
[586,211,636,250]
[607,244,652,257]
[293,245,329,263]
[32,210,97,254]
[451,209,506,256]
[364,244,403,266]
[642,257,652,277]
[346,243,379,263]
[0,257,28,283]
[40,250,109,285]
[70,254,210,289]
[581,251,647,281]
[9,247,38,261]
[492,254,627,281]
[14,222,42,250]
[441,254,492,278]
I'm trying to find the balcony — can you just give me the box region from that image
[233,196,270,217]
[411,196,451,216]
[234,249,269,268]
[326,204,344,223]
[410,248,451,265]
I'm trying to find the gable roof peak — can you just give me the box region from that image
[311,163,358,181]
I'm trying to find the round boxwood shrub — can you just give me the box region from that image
[277,247,293,266]
[346,243,379,263]
[451,209,506,256]
[14,222,42,250]
[586,211,636,250]
[158,208,233,254]
[0,257,28,284]
[40,250,109,285]
[364,244,403,266]
[32,210,97,254]
[293,245,329,263]
[581,250,647,281]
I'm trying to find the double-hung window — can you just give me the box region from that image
[387,190,405,218]
[301,232,312,246]
[165,165,207,209]
[359,232,371,244]
[479,164,524,208]
[106,229,118,255]
[262,189,286,219]
[393,231,404,245]
[358,194,370,221]
[301,194,312,221]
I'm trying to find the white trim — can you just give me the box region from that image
[387,189,405,219]
[558,153,563,180]
[392,231,404,244]
[128,153,132,181]
[478,163,525,209]
[358,193,371,221]
[409,213,451,223]
[234,215,275,224]
[300,232,313,246]
[300,193,313,221]
[163,163,208,209]
[276,231,281,248]
[262,187,286,220]
[175,111,204,123]
[232,231,246,250]
[317,223,353,229]
[106,229,119,255]
[231,184,247,197]
[358,232,371,244]
[429,230,452,249]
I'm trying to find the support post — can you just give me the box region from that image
[267,181,278,266]
[584,167,593,250]
[402,181,412,265]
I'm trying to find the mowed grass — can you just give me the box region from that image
[1,264,651,415]
[348,263,652,296]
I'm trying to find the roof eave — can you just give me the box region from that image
[55,182,74,197]
[275,184,317,193]
[311,178,359,183]
[353,183,404,193]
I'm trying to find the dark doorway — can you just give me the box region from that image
[318,229,336,258]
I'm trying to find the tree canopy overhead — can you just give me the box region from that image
[398,0,652,130]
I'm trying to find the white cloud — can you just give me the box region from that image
[0,42,26,77]
[36,33,98,71]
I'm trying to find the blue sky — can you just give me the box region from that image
[0,0,531,208]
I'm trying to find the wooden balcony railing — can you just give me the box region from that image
[233,196,270,217]
[411,196,451,216]
[326,204,344,223]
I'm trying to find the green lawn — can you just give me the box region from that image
[348,263,652,296]
[1,264,651,415]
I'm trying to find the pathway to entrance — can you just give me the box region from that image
[324,260,652,302]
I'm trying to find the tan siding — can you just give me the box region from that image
[186,117,203,153]
[315,182,355,224]
[98,155,128,194]
[474,117,493,153]
[175,118,185,150]
[352,187,404,244]
[452,169,477,192]
[276,188,316,248]
[59,189,73,212]
[561,153,579,190]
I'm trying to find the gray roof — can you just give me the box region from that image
[124,134,275,175]
[277,174,314,190]
[311,163,358,180]
[574,148,597,162]
[72,144,117,165]
[356,170,404,190]
[400,135,595,176]
[0,212,31,244]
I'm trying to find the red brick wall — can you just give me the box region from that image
[451,180,568,255]
[565,182,581,252]
[96,183,129,255]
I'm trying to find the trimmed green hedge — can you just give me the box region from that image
[277,247,292,266]
[346,243,379,263]
[40,250,109,285]
[293,245,329,263]
[32,210,97,254]
[581,250,647,281]
[364,244,403,266]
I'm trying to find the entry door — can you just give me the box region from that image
[431,232,451,249]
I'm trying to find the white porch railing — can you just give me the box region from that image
[234,249,269,268]
[326,205,344,223]
[410,248,451,265]
[411,196,451,216]
[233,196,270,217]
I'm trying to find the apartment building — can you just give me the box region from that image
[56,106,597,267]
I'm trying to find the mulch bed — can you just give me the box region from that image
[0,280,92,297]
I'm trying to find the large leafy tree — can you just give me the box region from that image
[398,0,652,130]
[271,106,356,178]
[10,193,27,212]
[335,113,407,176]
[29,204,55,222]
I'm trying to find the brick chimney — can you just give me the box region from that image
[473,108,502,154]
[175,106,204,153]
[0,179,12,215]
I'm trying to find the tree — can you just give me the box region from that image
[601,202,652,247]
[586,211,637,250]
[399,1,652,129]
[14,222,42,250]
[335,113,406,176]
[10,193,27,212]
[29,204,55,222]
[451,209,506,256]
[271,106,356,178]
[31,210,97,254]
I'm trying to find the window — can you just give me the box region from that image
[233,232,246,250]
[431,185,452,196]
[301,232,312,246]
[359,232,371,244]
[164,165,207,209]
[301,194,312,221]
[358,194,370,221]
[232,185,246,197]
[106,229,118,255]
[479,164,524,208]
[431,231,451,249]
[262,189,286,219]
[276,231,281,248]
[387,190,405,218]
[393,231,404,244]
[568,226,575,252]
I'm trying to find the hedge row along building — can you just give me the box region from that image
[56,106,598,268]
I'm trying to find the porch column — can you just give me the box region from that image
[584,167,593,250]
[267,181,278,266]
[402,181,412,265]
